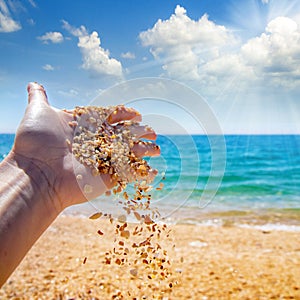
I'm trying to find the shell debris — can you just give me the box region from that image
[70,105,179,298]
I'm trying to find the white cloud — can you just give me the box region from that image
[62,20,87,37]
[42,64,55,71]
[37,31,64,44]
[58,89,79,97]
[140,5,232,49]
[121,51,135,59]
[203,54,253,80]
[241,17,300,87]
[140,5,300,91]
[62,21,123,77]
[139,5,236,80]
[293,13,300,25]
[0,0,21,32]
[78,32,123,77]
[0,0,9,14]
[27,18,35,26]
[7,0,26,13]
[261,0,269,4]
[27,0,36,8]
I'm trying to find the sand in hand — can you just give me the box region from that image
[71,105,178,298]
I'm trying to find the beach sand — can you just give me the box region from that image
[1,215,300,300]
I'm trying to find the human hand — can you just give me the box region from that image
[11,82,160,211]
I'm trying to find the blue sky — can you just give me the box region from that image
[0,0,300,133]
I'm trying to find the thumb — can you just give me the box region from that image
[27,82,49,105]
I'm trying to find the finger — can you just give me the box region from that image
[115,123,157,140]
[132,141,160,157]
[107,105,142,124]
[27,82,49,105]
[129,125,157,140]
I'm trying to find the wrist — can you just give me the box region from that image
[0,151,62,286]
[0,151,63,217]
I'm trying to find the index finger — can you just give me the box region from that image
[107,105,142,124]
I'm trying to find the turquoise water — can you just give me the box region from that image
[1,134,300,224]
[149,135,300,208]
[0,134,15,160]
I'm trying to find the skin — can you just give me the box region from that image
[0,82,160,287]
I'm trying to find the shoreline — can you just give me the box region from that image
[1,214,300,299]
[65,202,300,231]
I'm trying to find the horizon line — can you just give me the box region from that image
[2,132,300,136]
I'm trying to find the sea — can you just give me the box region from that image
[1,134,300,230]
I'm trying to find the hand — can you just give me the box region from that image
[11,82,160,210]
[0,81,161,286]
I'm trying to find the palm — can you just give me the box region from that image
[12,83,159,210]
[13,84,111,208]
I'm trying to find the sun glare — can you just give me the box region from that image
[229,0,300,38]
[267,0,300,23]
[229,0,269,37]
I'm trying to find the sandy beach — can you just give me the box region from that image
[1,215,300,300]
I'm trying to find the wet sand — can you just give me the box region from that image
[1,215,300,299]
